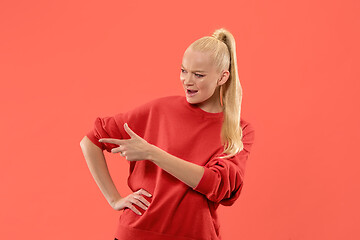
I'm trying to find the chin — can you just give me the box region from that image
[186,97,202,105]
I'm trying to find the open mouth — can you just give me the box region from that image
[187,89,198,94]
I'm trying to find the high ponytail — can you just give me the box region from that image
[189,28,244,159]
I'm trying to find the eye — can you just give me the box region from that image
[181,68,186,73]
[195,73,204,78]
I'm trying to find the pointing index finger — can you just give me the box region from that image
[98,138,128,145]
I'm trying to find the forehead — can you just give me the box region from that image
[182,48,213,69]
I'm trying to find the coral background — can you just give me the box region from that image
[1,0,359,239]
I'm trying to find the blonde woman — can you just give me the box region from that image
[80,27,255,240]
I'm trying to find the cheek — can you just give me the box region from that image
[197,79,210,90]
[180,74,185,81]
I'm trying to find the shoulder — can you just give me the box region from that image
[121,95,182,116]
[145,95,183,110]
[127,96,176,111]
[240,117,255,144]
[240,117,254,132]
[150,95,183,104]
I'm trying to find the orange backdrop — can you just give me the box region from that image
[1,0,359,239]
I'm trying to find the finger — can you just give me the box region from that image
[120,151,126,157]
[124,123,140,138]
[99,138,129,145]
[111,148,125,155]
[132,195,149,210]
[140,189,152,198]
[128,203,142,215]
[110,146,125,154]
[134,192,151,207]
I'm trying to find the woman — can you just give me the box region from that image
[80,27,255,240]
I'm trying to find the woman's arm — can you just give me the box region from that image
[80,136,122,208]
[148,146,205,189]
[148,122,255,205]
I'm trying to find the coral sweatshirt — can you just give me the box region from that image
[86,95,255,240]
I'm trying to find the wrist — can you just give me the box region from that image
[148,144,160,164]
[110,196,122,207]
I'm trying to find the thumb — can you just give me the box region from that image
[124,123,139,138]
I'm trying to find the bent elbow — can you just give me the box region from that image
[80,136,88,149]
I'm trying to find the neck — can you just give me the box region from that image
[196,87,223,113]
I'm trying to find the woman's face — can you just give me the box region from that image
[180,47,229,113]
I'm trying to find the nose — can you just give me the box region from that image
[181,73,195,85]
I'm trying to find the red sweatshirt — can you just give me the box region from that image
[86,95,255,240]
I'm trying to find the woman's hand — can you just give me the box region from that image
[111,189,152,215]
[99,123,156,162]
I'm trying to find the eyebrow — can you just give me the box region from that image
[181,64,207,73]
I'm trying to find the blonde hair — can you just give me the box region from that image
[188,28,243,159]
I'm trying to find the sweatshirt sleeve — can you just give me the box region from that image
[192,122,255,206]
[85,99,156,153]
[86,114,126,153]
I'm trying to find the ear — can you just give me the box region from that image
[218,70,230,85]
